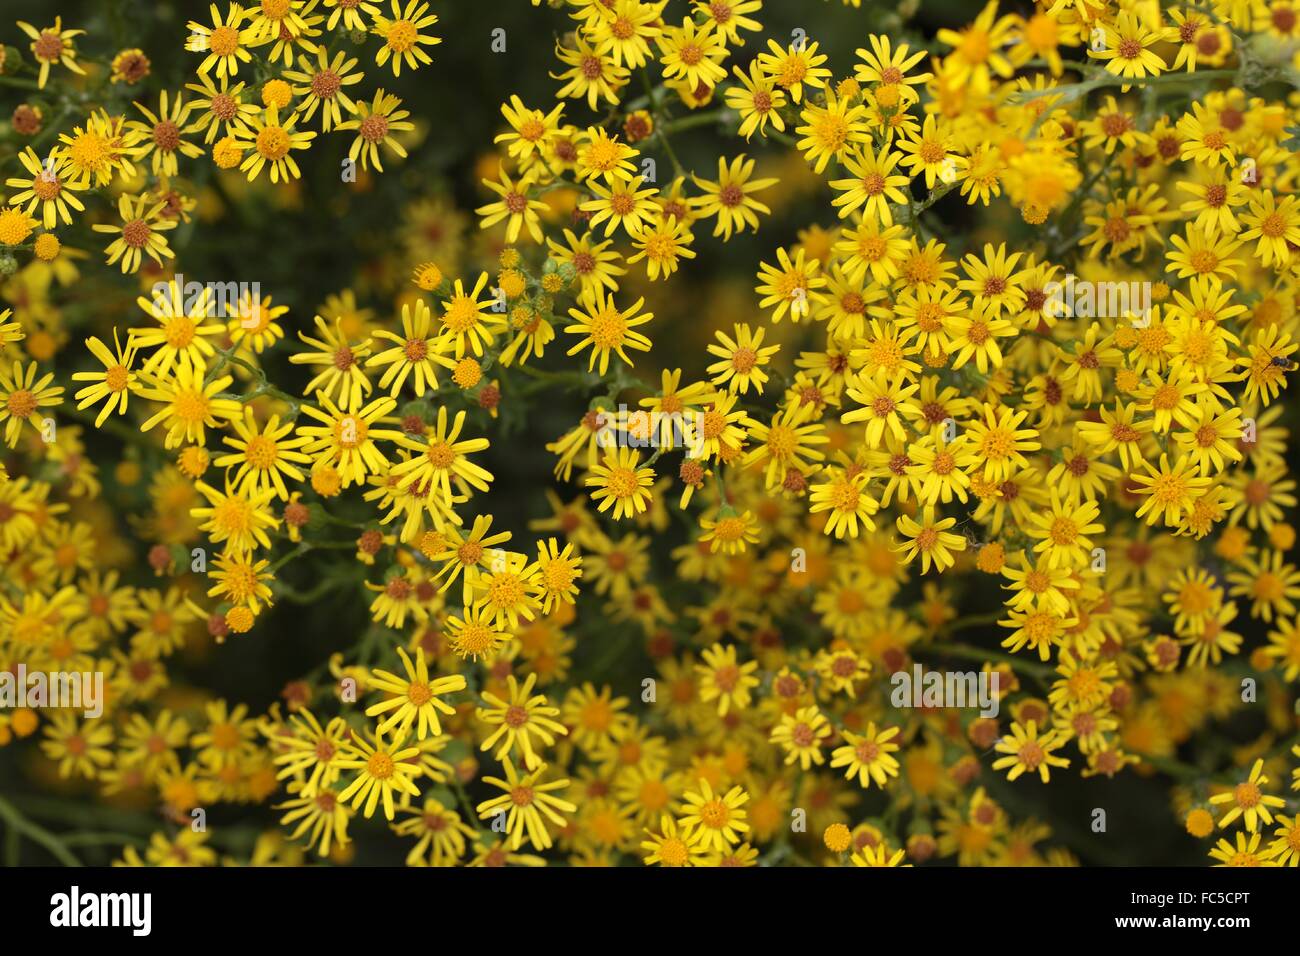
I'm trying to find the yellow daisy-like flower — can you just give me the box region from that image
[895,505,967,574]
[725,60,787,141]
[642,814,705,867]
[656,17,727,91]
[565,288,653,375]
[71,331,139,428]
[215,410,313,501]
[283,47,365,132]
[56,110,142,188]
[585,445,656,521]
[795,91,870,174]
[40,713,112,779]
[698,508,760,555]
[17,17,86,89]
[992,720,1070,783]
[936,0,1016,93]
[136,362,241,450]
[534,537,583,613]
[190,479,280,555]
[678,779,750,851]
[128,91,203,178]
[91,193,177,274]
[296,392,404,488]
[476,165,548,244]
[475,758,576,850]
[625,215,696,281]
[336,729,423,821]
[690,155,778,240]
[365,647,466,739]
[829,143,911,224]
[477,672,568,770]
[438,273,505,358]
[1087,9,1168,87]
[366,299,454,397]
[1239,192,1300,268]
[391,405,494,509]
[696,641,760,716]
[372,0,442,76]
[232,106,316,183]
[494,95,566,162]
[0,361,64,448]
[756,37,832,103]
[552,32,630,111]
[1208,830,1279,867]
[706,323,780,395]
[1209,759,1288,832]
[337,88,415,172]
[830,722,901,789]
[4,149,87,229]
[186,3,259,78]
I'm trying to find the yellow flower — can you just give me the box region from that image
[1209,759,1288,832]
[4,149,87,229]
[296,392,404,488]
[366,299,453,397]
[696,641,760,716]
[678,779,750,851]
[0,360,65,448]
[586,445,656,521]
[336,730,423,820]
[232,106,317,183]
[689,155,778,240]
[91,193,177,274]
[830,723,901,789]
[1087,9,1168,87]
[476,165,548,244]
[186,3,258,78]
[475,758,576,850]
[895,505,967,574]
[564,288,653,374]
[17,17,86,89]
[992,720,1070,783]
[477,672,568,770]
[365,647,466,739]
[71,331,138,427]
[372,0,442,76]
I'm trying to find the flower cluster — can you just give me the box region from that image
[0,0,1298,869]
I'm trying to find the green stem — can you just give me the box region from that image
[0,794,83,867]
